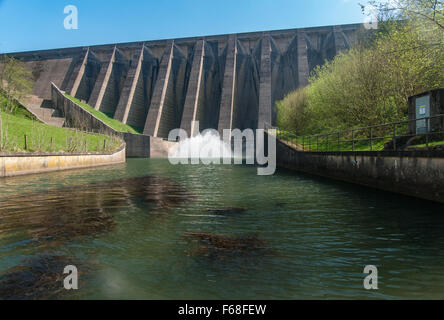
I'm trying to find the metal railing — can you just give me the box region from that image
[265,114,444,152]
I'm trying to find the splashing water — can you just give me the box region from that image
[170,131,237,159]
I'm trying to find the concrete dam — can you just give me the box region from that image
[9,23,365,138]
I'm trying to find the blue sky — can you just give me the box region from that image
[0,0,366,53]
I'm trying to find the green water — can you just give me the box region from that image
[1,159,444,299]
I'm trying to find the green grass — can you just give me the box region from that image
[0,110,122,153]
[64,94,142,134]
[274,129,391,151]
[408,140,444,148]
[309,138,390,151]
[0,95,37,121]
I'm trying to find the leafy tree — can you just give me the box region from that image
[0,55,34,114]
[276,88,310,133]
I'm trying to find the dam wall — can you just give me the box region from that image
[275,137,444,204]
[7,24,367,138]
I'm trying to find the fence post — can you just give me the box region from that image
[24,135,28,150]
[426,117,429,150]
[352,130,355,151]
[50,137,53,153]
[338,132,340,152]
[370,127,373,151]
[393,123,396,151]
[317,136,319,152]
[302,136,305,151]
[326,134,329,152]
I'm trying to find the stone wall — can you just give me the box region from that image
[275,138,444,204]
[0,146,125,178]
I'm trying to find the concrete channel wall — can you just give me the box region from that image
[275,138,444,204]
[0,146,126,178]
[51,83,175,158]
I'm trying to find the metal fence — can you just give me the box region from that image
[265,114,444,152]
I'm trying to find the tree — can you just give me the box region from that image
[0,55,34,113]
[276,88,310,134]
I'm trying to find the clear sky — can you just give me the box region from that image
[0,0,366,53]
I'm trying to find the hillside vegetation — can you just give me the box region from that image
[0,107,122,153]
[276,1,444,136]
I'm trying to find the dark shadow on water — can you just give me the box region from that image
[275,167,444,213]
[275,167,444,248]
[208,207,247,215]
[183,232,271,261]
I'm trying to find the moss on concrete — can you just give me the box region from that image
[64,94,142,134]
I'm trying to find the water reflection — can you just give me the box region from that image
[0,176,192,244]
[0,175,192,300]
[1,160,444,299]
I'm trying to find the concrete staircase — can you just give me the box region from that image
[22,95,66,127]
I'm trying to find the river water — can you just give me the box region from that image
[0,159,443,299]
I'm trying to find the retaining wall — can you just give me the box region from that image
[51,83,174,158]
[0,146,126,177]
[275,138,444,204]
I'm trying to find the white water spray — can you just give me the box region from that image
[167,122,276,175]
[170,130,236,159]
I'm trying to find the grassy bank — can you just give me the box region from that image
[0,109,122,153]
[64,94,142,134]
[275,130,390,151]
[408,140,444,149]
